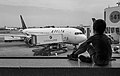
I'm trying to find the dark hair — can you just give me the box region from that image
[93,19,106,34]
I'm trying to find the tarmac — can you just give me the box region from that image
[0,40,120,68]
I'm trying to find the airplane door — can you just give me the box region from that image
[62,30,71,43]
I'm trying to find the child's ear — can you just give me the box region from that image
[92,18,96,23]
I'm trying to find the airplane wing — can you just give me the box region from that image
[0,34,28,38]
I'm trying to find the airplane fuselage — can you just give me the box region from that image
[22,28,87,44]
[19,15,87,46]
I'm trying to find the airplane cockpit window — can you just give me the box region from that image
[75,32,83,35]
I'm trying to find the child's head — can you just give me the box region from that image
[93,19,106,34]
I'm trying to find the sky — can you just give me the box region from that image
[0,0,118,27]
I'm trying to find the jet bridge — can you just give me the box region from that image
[31,34,63,46]
[31,34,68,56]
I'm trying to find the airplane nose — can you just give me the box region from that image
[73,34,87,44]
[81,35,87,42]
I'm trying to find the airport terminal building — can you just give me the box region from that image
[104,3,120,42]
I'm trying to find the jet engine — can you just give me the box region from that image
[24,37,34,47]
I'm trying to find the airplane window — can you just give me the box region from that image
[75,32,83,35]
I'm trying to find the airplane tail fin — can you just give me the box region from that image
[20,15,27,29]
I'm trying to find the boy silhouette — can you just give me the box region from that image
[68,19,112,66]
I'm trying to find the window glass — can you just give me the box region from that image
[111,27,114,33]
[105,27,110,34]
[116,28,120,34]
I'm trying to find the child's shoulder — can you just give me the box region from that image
[90,34,108,39]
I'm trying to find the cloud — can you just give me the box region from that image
[0,0,117,12]
[0,0,82,11]
[0,0,117,27]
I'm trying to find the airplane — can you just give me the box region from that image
[0,15,87,49]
